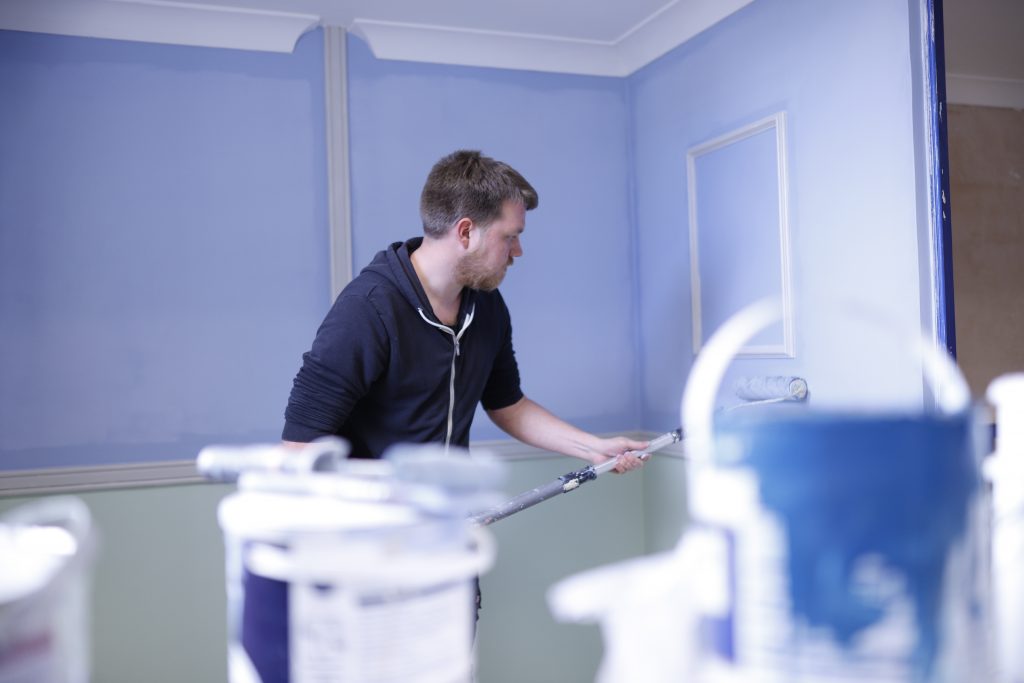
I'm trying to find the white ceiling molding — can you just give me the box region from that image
[946,74,1024,110]
[351,0,755,77]
[614,0,754,77]
[0,0,319,53]
[0,0,753,74]
[349,19,626,77]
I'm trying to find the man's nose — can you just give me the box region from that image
[512,238,523,257]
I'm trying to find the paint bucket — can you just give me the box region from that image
[686,410,982,682]
[549,300,990,682]
[216,455,497,683]
[985,373,1024,683]
[0,497,95,683]
[678,301,989,682]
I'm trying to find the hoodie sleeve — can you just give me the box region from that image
[480,292,523,411]
[282,294,389,442]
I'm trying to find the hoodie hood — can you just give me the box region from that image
[365,238,475,328]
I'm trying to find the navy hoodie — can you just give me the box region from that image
[282,238,523,458]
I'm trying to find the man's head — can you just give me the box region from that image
[420,150,538,239]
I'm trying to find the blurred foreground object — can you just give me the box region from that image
[986,373,1024,683]
[0,497,95,683]
[199,441,503,683]
[551,300,988,682]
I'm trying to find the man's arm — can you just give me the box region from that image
[486,396,648,473]
[282,295,388,443]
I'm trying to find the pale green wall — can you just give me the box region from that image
[1,483,233,683]
[0,454,689,683]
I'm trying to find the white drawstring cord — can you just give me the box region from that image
[417,305,476,454]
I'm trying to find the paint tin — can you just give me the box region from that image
[685,407,985,682]
[0,497,94,683]
[217,470,495,683]
[986,373,1024,683]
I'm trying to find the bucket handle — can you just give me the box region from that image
[680,298,971,463]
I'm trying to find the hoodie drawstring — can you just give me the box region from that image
[416,305,476,454]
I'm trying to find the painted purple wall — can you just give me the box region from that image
[346,35,641,440]
[0,29,329,468]
[630,0,929,429]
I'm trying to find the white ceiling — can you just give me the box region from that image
[0,0,1020,100]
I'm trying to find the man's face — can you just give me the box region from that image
[456,200,525,291]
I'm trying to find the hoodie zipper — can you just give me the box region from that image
[416,304,476,454]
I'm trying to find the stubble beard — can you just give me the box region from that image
[456,250,510,292]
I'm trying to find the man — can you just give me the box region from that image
[283,149,647,472]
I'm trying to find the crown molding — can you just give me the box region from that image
[0,0,319,53]
[348,20,625,77]
[946,73,1024,110]
[350,0,754,78]
[0,0,753,72]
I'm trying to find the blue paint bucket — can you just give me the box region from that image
[217,469,495,683]
[678,301,991,682]
[685,408,985,682]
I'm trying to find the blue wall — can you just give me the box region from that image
[1,0,935,470]
[0,30,330,469]
[630,0,929,429]
[346,36,641,440]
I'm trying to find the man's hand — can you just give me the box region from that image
[591,435,650,474]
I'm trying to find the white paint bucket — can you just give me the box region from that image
[217,471,495,683]
[0,497,95,683]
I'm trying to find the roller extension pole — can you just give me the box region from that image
[470,428,683,526]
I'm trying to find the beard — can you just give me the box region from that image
[455,250,511,292]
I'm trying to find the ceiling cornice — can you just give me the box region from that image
[0,0,753,76]
[0,0,318,53]
[351,0,755,77]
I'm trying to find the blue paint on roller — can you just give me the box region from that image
[715,411,977,678]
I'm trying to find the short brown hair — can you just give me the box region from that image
[420,150,538,237]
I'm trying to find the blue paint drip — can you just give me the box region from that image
[715,410,977,679]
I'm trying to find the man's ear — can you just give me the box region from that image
[455,217,475,248]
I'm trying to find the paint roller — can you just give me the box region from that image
[469,428,684,526]
[471,375,808,526]
[733,375,808,403]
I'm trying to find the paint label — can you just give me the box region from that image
[290,579,473,683]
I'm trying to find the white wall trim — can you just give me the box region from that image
[1,431,682,497]
[323,25,353,299]
[0,460,206,497]
[0,0,319,53]
[946,73,1024,110]
[687,112,795,358]
[350,0,754,77]
[0,0,753,74]
[614,0,754,78]
[349,20,626,77]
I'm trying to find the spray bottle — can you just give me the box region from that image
[986,373,1024,683]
